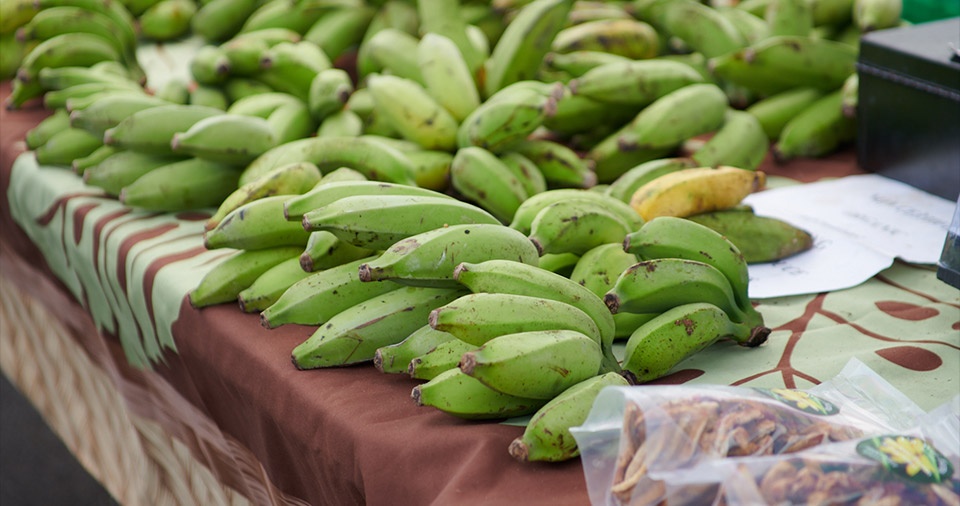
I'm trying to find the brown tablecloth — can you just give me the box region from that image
[9,78,949,506]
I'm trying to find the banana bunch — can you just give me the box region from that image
[608,216,771,384]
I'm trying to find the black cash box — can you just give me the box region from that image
[857,17,960,201]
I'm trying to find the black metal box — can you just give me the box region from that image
[857,17,960,201]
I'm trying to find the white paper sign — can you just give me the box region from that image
[743,174,957,299]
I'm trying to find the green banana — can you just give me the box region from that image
[259,255,397,328]
[35,64,140,92]
[605,157,698,203]
[357,224,541,288]
[717,7,769,44]
[528,199,635,256]
[451,259,620,374]
[315,167,367,185]
[291,286,467,369]
[854,0,902,33]
[190,0,259,42]
[773,89,856,162]
[604,257,751,325]
[691,109,770,171]
[449,146,529,224]
[428,292,602,347]
[238,0,324,35]
[263,98,316,144]
[301,194,501,251]
[509,371,629,462]
[237,256,313,313]
[601,83,729,153]
[71,144,118,175]
[765,0,813,36]
[189,44,232,86]
[506,138,596,189]
[0,0,39,35]
[14,9,128,63]
[82,151,182,196]
[118,157,240,212]
[417,32,482,122]
[226,90,302,118]
[708,35,858,96]
[417,0,484,72]
[569,242,659,339]
[103,104,224,155]
[412,368,547,420]
[535,252,580,276]
[687,209,815,264]
[551,18,659,59]
[69,94,170,138]
[25,108,71,150]
[359,27,424,84]
[41,81,143,110]
[482,0,574,97]
[221,35,270,77]
[170,113,278,165]
[745,87,826,141]
[240,135,418,187]
[621,302,768,384]
[298,230,374,273]
[204,195,313,250]
[640,0,746,58]
[139,0,197,41]
[500,151,547,198]
[543,50,632,77]
[456,81,561,153]
[509,188,644,235]
[33,0,139,58]
[374,324,457,374]
[283,180,453,221]
[188,85,229,110]
[316,109,364,138]
[33,127,102,167]
[809,0,854,26]
[568,59,704,106]
[207,161,322,230]
[624,216,748,303]
[303,6,375,60]
[408,338,477,381]
[366,74,460,151]
[404,149,454,191]
[256,40,332,101]
[459,329,601,400]
[189,246,303,308]
[307,67,353,123]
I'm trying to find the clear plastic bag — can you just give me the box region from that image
[657,395,960,506]
[571,359,928,506]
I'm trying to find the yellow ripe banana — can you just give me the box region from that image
[366,73,460,151]
[629,166,767,222]
[205,161,322,231]
[605,157,698,203]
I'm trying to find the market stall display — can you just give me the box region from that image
[1,0,958,504]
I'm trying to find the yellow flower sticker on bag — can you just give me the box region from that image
[857,435,954,484]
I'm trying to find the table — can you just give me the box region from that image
[2,80,958,506]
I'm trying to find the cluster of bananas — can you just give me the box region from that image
[5,0,894,465]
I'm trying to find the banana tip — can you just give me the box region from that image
[508,439,529,462]
[451,262,469,280]
[411,386,423,405]
[259,313,272,330]
[745,326,771,348]
[373,350,384,372]
[357,263,374,282]
[603,293,620,314]
[459,352,477,376]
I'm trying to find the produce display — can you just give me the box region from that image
[2,0,907,465]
